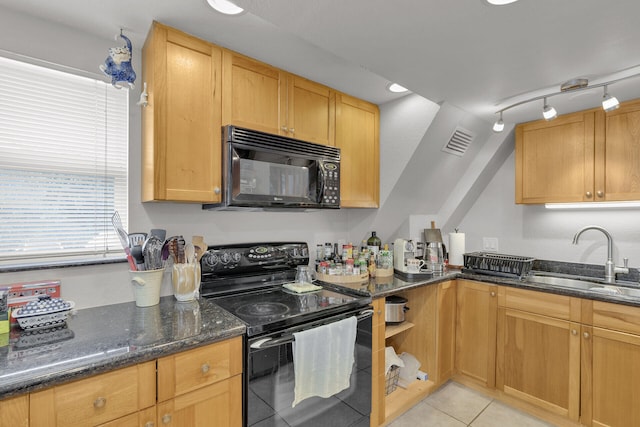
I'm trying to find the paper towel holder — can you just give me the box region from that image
[448,229,466,269]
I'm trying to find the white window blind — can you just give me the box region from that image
[0,55,129,265]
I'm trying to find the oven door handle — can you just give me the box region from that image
[249,309,374,350]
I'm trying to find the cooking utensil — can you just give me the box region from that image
[150,228,167,241]
[184,243,195,264]
[130,245,145,270]
[128,232,147,248]
[143,236,164,270]
[111,211,136,271]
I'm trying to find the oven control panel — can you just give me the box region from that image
[201,242,309,276]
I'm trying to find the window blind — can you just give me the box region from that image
[0,55,129,264]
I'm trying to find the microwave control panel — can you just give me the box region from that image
[321,161,340,206]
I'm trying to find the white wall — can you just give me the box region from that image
[459,149,640,268]
[0,8,435,308]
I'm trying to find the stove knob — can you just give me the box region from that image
[220,252,232,264]
[202,253,219,267]
[232,252,242,263]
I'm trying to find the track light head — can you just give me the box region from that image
[493,111,505,132]
[542,97,557,121]
[602,85,620,112]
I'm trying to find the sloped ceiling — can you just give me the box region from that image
[1,0,640,127]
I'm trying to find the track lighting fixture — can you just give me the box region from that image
[491,71,640,132]
[542,97,557,121]
[602,85,620,112]
[493,111,505,132]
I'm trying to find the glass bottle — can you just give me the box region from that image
[367,231,382,256]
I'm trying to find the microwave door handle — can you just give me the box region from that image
[318,165,326,201]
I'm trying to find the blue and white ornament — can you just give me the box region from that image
[100,29,137,89]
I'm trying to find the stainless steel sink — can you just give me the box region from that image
[525,273,640,299]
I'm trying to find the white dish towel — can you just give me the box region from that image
[292,315,358,407]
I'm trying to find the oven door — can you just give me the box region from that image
[245,307,372,427]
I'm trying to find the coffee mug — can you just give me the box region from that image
[406,258,425,273]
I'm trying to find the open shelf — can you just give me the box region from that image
[385,379,436,421]
[385,321,414,339]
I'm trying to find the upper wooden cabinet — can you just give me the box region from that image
[516,97,640,204]
[222,51,336,146]
[142,22,223,203]
[336,93,380,208]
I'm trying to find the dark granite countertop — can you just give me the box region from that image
[0,296,245,399]
[330,262,640,308]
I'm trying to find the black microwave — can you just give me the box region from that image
[203,125,340,210]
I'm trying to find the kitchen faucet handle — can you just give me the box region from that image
[624,257,629,268]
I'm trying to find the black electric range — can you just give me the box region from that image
[199,241,372,337]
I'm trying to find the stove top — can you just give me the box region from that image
[212,285,367,336]
[199,242,371,336]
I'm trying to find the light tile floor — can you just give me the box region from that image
[388,381,557,427]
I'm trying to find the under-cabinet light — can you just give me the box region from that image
[545,201,640,210]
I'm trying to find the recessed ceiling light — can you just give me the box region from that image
[206,0,245,15]
[485,0,520,5]
[387,83,409,93]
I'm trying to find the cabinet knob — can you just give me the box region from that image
[281,126,289,132]
[585,191,593,198]
[289,128,295,133]
[596,190,604,198]
[162,414,172,424]
[490,291,496,297]
[583,332,590,339]
[214,187,221,195]
[201,363,210,374]
[93,397,106,409]
[571,329,578,335]
[144,422,155,427]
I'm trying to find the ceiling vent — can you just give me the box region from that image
[442,126,475,157]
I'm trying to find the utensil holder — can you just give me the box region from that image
[171,263,200,302]
[129,268,164,307]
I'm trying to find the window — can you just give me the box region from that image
[0,55,129,267]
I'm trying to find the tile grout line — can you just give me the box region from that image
[466,398,494,426]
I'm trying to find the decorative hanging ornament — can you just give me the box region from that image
[100,29,136,89]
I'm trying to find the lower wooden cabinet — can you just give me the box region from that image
[370,297,386,427]
[0,394,28,427]
[435,280,457,383]
[157,336,243,427]
[5,336,243,427]
[30,361,157,427]
[455,280,497,388]
[585,301,640,427]
[156,376,242,427]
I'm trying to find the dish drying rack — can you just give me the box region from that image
[463,252,535,279]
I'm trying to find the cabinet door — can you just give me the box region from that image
[287,75,335,146]
[335,93,380,208]
[30,361,156,427]
[515,111,595,204]
[583,325,640,427]
[497,308,581,421]
[142,22,222,203]
[156,376,242,427]
[222,51,285,135]
[595,99,640,201]
[0,394,28,427]
[455,280,497,388]
[436,280,456,384]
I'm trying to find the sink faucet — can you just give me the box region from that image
[572,225,629,284]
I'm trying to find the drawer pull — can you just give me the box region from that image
[490,291,496,297]
[162,414,172,424]
[583,332,590,339]
[201,363,210,374]
[571,329,578,335]
[93,396,106,409]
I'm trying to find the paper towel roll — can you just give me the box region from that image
[448,232,465,267]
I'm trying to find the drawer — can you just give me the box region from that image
[592,300,640,335]
[157,336,243,402]
[30,361,156,427]
[501,287,580,321]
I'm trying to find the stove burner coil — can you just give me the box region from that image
[237,302,290,318]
